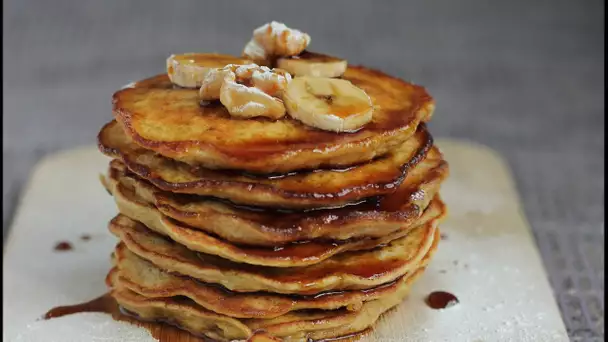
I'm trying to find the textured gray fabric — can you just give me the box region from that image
[3,0,604,340]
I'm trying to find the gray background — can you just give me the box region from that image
[3,0,604,340]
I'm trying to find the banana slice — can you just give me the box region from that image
[277,51,347,78]
[283,77,373,132]
[167,53,251,88]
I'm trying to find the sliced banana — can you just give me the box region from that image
[277,51,347,78]
[283,77,373,132]
[167,53,251,88]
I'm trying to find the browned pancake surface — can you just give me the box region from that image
[104,150,448,247]
[99,120,435,209]
[109,217,439,294]
[108,267,427,342]
[107,167,445,266]
[112,66,434,172]
[111,243,431,318]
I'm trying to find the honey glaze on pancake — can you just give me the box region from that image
[110,216,440,295]
[112,66,435,172]
[107,162,445,268]
[149,144,436,212]
[191,246,406,284]
[181,128,432,199]
[115,247,419,319]
[118,68,431,146]
[110,180,440,267]
[105,146,447,249]
[191,249,405,291]
[99,120,436,209]
[185,275,403,301]
[43,294,213,341]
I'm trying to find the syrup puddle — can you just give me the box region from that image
[53,241,73,251]
[42,293,371,341]
[425,291,459,309]
[43,294,210,341]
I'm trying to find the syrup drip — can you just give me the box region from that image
[44,294,115,319]
[43,294,373,341]
[54,241,73,251]
[425,291,459,309]
[43,294,210,341]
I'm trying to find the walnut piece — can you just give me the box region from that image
[199,64,292,120]
[243,21,311,65]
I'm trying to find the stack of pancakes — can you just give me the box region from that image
[98,66,449,341]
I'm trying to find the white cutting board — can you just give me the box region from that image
[3,140,569,342]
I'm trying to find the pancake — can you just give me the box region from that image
[103,146,447,247]
[111,244,431,318]
[99,119,434,209]
[112,66,435,173]
[108,176,444,266]
[109,218,439,294]
[106,157,445,266]
[108,267,426,342]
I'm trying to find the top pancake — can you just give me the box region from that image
[112,66,434,172]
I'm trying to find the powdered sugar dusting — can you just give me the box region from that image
[234,64,267,74]
[221,81,284,118]
[252,67,292,83]
[254,21,310,49]
[232,102,266,115]
[358,141,568,342]
[243,39,267,62]
[229,80,271,97]
[3,141,568,342]
[8,313,155,342]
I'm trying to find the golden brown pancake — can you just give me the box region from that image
[108,266,427,342]
[102,146,448,247]
[106,164,445,266]
[109,218,439,294]
[112,66,434,173]
[99,120,434,209]
[111,244,430,319]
